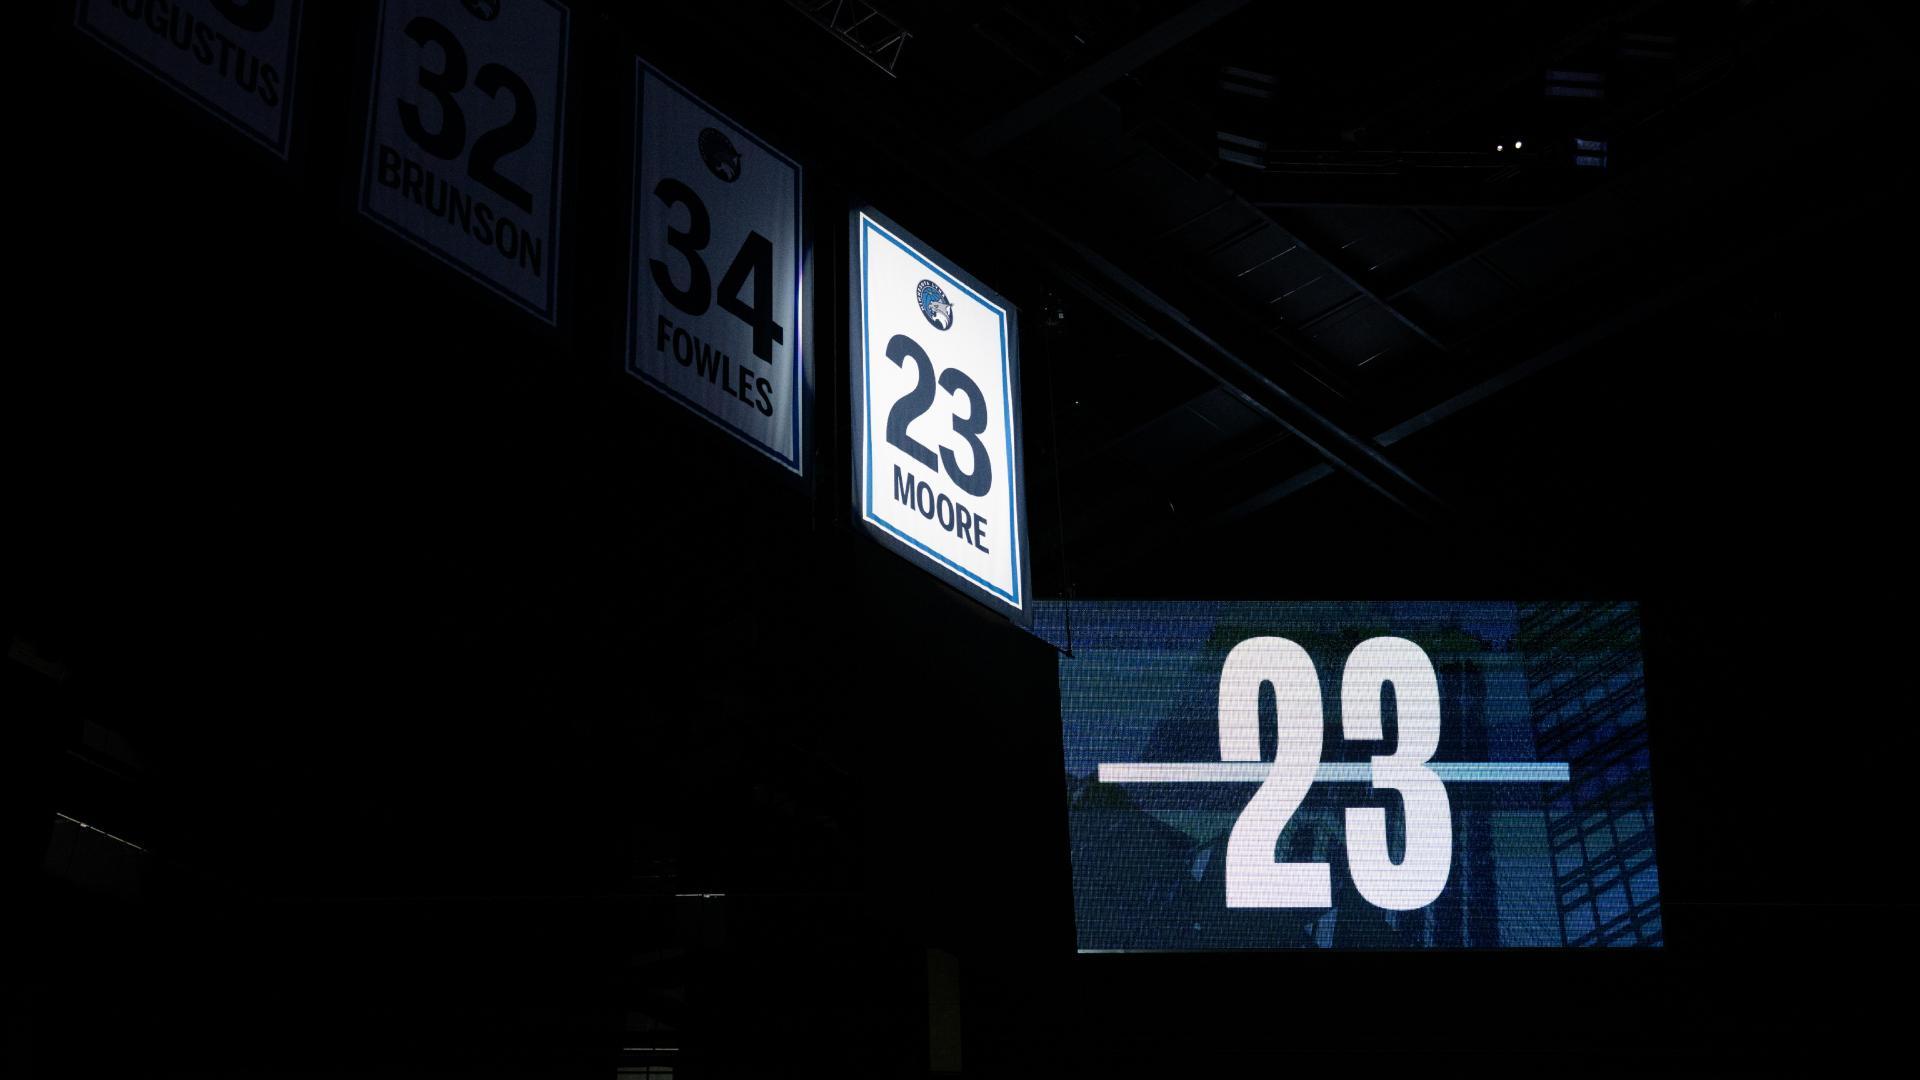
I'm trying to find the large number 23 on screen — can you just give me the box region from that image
[1220,636,1451,911]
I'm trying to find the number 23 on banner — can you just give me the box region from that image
[853,210,1029,617]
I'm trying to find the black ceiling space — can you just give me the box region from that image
[7,0,1913,1075]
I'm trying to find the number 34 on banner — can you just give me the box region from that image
[628,62,805,474]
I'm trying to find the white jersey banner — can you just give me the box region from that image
[359,0,569,323]
[628,62,805,473]
[853,209,1028,616]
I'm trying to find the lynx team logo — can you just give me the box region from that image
[917,279,954,330]
[698,128,742,182]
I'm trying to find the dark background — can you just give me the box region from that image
[7,0,1912,1074]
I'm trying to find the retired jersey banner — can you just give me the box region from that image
[360,0,570,323]
[628,62,805,473]
[77,0,303,157]
[852,209,1028,617]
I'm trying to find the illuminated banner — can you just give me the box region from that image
[852,210,1028,616]
[1048,600,1661,951]
[77,0,304,157]
[359,0,570,323]
[629,62,804,473]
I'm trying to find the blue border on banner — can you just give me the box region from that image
[626,60,806,474]
[858,213,1022,609]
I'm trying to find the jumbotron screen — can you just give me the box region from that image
[1045,601,1661,951]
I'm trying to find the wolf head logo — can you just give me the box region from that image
[917,280,953,331]
[698,128,742,183]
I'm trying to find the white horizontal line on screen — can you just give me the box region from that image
[1095,762,1571,783]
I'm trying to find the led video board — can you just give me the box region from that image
[1050,601,1661,951]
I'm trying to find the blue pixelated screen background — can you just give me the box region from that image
[1040,600,1662,951]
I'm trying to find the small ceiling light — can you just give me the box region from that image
[1514,140,1523,149]
[1497,144,1504,151]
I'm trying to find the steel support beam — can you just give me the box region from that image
[962,0,1251,156]
[1211,162,1887,527]
[750,0,1445,520]
[1019,222,1448,521]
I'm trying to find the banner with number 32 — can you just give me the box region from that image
[360,0,571,323]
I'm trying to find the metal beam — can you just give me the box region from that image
[1210,183,1883,528]
[1265,217,1452,353]
[785,0,912,77]
[1020,222,1447,521]
[1201,0,1882,525]
[962,0,1251,156]
[706,0,1443,521]
[1345,0,1670,140]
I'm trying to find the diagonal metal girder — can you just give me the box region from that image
[1208,23,1895,526]
[961,159,1449,522]
[962,0,1252,157]
[744,0,1446,521]
[1007,214,1448,522]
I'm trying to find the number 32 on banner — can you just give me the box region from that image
[360,0,570,322]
